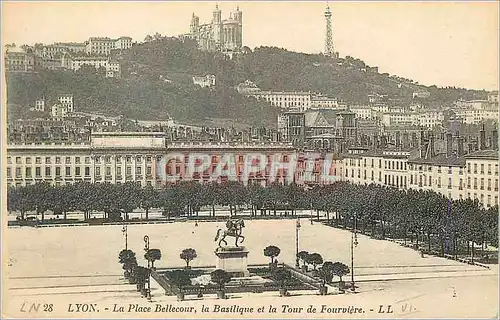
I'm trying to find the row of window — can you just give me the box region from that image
[7,165,154,179]
[467,163,499,175]
[7,155,159,165]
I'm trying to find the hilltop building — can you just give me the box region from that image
[184,5,243,54]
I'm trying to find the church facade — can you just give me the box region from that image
[187,5,243,53]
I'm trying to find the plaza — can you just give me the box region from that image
[4,219,498,318]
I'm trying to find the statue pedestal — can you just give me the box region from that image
[214,246,250,277]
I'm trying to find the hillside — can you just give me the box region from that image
[6,37,488,126]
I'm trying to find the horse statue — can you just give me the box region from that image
[214,218,245,247]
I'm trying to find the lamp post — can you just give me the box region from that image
[295,218,301,268]
[143,235,151,301]
[122,225,128,250]
[350,213,358,292]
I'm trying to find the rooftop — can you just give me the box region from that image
[464,150,499,160]
[408,153,466,167]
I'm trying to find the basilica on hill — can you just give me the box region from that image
[183,4,243,53]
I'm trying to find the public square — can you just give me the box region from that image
[4,219,498,318]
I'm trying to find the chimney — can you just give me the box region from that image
[468,142,475,154]
[402,132,409,149]
[429,132,435,158]
[411,132,418,148]
[492,128,498,150]
[446,132,453,158]
[457,136,465,157]
[479,124,486,150]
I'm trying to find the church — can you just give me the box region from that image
[185,5,243,54]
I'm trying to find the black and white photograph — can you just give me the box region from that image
[1,1,499,318]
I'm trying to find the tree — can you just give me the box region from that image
[144,249,162,269]
[318,261,335,285]
[332,262,350,284]
[210,269,232,293]
[297,251,309,268]
[140,184,157,220]
[169,269,192,301]
[306,252,323,270]
[180,248,197,269]
[263,245,281,265]
[273,267,292,296]
[119,249,138,279]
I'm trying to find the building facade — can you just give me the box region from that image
[188,5,243,53]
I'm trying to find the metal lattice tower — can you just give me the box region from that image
[324,4,334,57]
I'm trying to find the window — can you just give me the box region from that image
[488,179,491,190]
[488,164,491,175]
[106,167,111,176]
[45,167,51,177]
[480,178,484,190]
[96,167,101,176]
[495,179,498,191]
[65,157,71,164]
[117,167,122,176]
[437,177,441,188]
[65,167,71,176]
[429,176,432,186]
[371,159,374,168]
[85,167,90,176]
[95,156,101,164]
[473,178,477,189]
[480,164,484,174]
[147,166,152,175]
[75,167,81,176]
[7,168,11,178]
[378,172,381,182]
[85,157,91,164]
[116,156,122,163]
[379,159,382,168]
[25,167,32,178]
[75,157,81,164]
[126,166,132,175]
[35,167,41,177]
[448,166,452,174]
[46,157,51,164]
[35,157,41,164]
[16,157,21,164]
[467,163,471,173]
[495,164,498,175]
[487,195,491,207]
[410,175,413,184]
[105,156,111,164]
[55,167,61,177]
[448,178,452,189]
[7,157,11,164]
[474,164,477,174]
[126,156,132,163]
[16,168,21,178]
[459,178,463,190]
[56,157,61,164]
[136,166,142,175]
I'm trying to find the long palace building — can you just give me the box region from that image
[6,131,499,208]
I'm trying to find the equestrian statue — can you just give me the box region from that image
[214,218,245,247]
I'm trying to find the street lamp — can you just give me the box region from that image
[350,213,358,292]
[295,218,301,268]
[122,225,128,250]
[143,235,151,301]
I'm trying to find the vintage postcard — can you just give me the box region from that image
[1,1,499,319]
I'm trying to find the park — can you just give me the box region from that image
[4,213,498,318]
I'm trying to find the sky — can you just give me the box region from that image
[2,1,499,91]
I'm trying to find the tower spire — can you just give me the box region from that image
[324,3,334,57]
